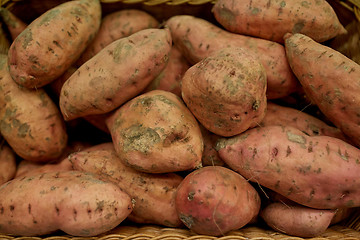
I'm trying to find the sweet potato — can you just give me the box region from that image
[0,7,27,40]
[166,15,299,99]
[0,171,133,236]
[200,125,225,166]
[260,202,336,237]
[181,47,267,137]
[261,102,349,142]
[7,0,102,89]
[143,45,190,97]
[69,142,183,227]
[0,141,16,185]
[217,125,360,209]
[212,0,346,44]
[59,28,172,121]
[75,9,159,67]
[106,90,203,173]
[0,54,68,162]
[175,166,261,236]
[284,33,360,147]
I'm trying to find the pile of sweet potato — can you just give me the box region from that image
[0,0,359,238]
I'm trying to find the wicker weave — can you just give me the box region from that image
[0,0,360,239]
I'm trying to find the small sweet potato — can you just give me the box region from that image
[260,202,335,237]
[75,9,159,67]
[181,47,267,137]
[212,0,346,43]
[69,142,183,227]
[59,28,172,121]
[175,166,261,236]
[0,7,28,40]
[0,171,133,236]
[0,141,16,185]
[166,15,299,99]
[7,0,102,88]
[284,33,360,147]
[217,125,360,209]
[200,125,225,167]
[0,54,68,162]
[261,102,349,142]
[106,90,203,173]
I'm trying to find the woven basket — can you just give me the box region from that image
[1,0,360,239]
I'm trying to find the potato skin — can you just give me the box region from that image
[166,15,299,99]
[284,33,360,147]
[0,55,68,162]
[181,47,267,137]
[212,0,346,43]
[175,166,261,236]
[261,102,349,142]
[260,202,335,237]
[0,171,133,236]
[75,9,159,67]
[217,125,360,209]
[69,142,183,227]
[7,0,102,88]
[0,142,17,185]
[59,28,172,121]
[106,90,203,173]
[0,7,28,40]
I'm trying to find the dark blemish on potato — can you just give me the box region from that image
[287,187,294,195]
[308,189,315,202]
[0,206,3,214]
[179,214,194,228]
[252,100,260,111]
[9,205,14,211]
[33,219,37,224]
[308,141,313,153]
[286,146,292,157]
[272,147,278,157]
[73,209,77,221]
[53,172,60,178]
[53,40,63,49]
[96,200,104,212]
[55,205,60,216]
[17,123,29,138]
[188,191,195,201]
[28,204,31,214]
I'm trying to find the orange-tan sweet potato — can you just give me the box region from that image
[0,54,68,162]
[59,28,172,121]
[212,0,346,43]
[7,0,102,88]
[260,202,336,237]
[106,90,203,173]
[75,9,159,67]
[181,47,267,137]
[69,142,183,227]
[217,125,360,209]
[0,7,28,40]
[166,15,300,99]
[0,141,17,185]
[0,171,133,236]
[284,33,360,147]
[200,125,225,167]
[175,166,261,236]
[261,102,349,142]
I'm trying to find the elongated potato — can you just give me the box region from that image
[261,202,335,237]
[0,171,133,236]
[181,47,267,137]
[69,142,183,227]
[7,0,102,88]
[166,15,299,99]
[175,166,261,236]
[217,125,360,209]
[75,9,159,67]
[284,33,360,147]
[261,102,349,142]
[59,28,172,121]
[212,0,346,43]
[0,54,68,162]
[0,7,28,40]
[0,141,17,185]
[106,90,203,173]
